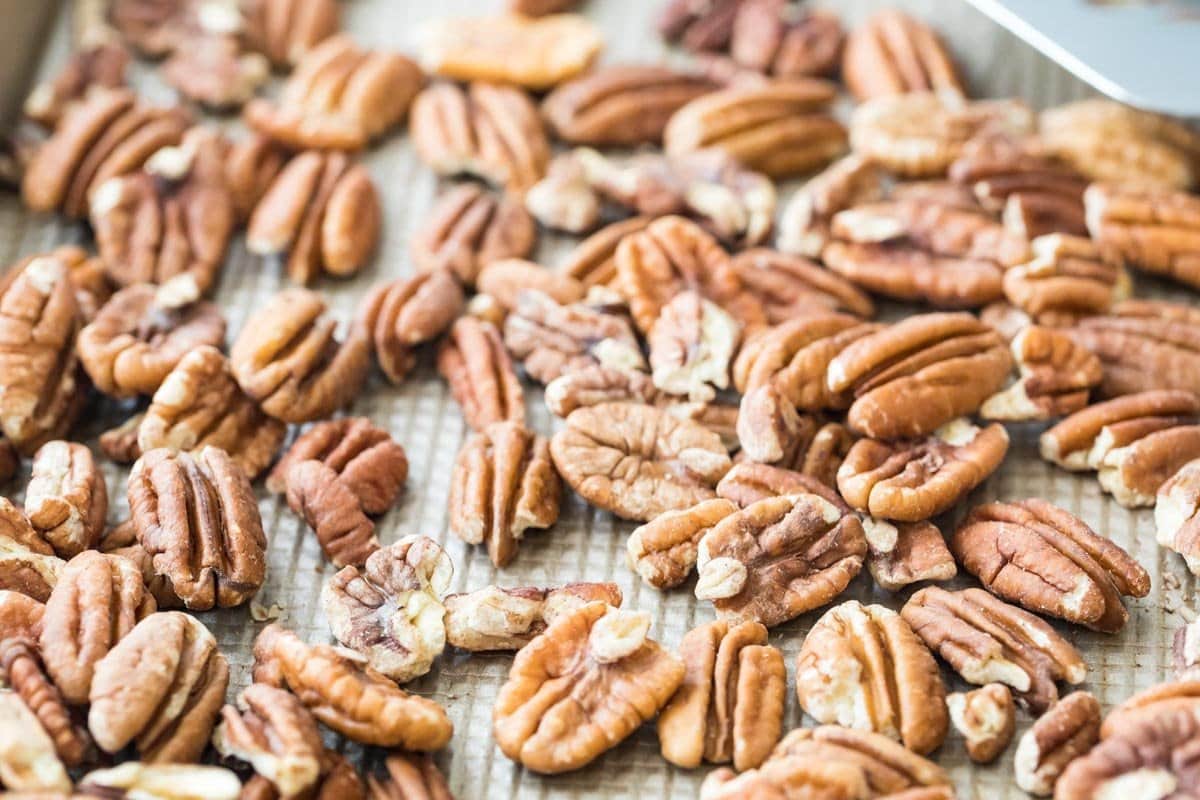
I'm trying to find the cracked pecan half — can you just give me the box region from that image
[448,422,560,568]
[212,683,323,798]
[1084,182,1200,289]
[1157,459,1200,576]
[24,441,107,559]
[649,291,739,403]
[627,498,737,590]
[947,683,1015,765]
[437,316,525,431]
[493,602,684,773]
[243,0,341,68]
[902,586,1086,714]
[411,184,535,286]
[980,325,1102,422]
[231,288,370,423]
[731,248,874,323]
[358,270,464,384]
[1014,691,1101,796]
[777,154,886,258]
[245,34,422,150]
[695,492,865,627]
[796,600,947,754]
[23,40,129,129]
[1003,233,1130,317]
[0,638,92,767]
[253,623,453,749]
[285,459,379,569]
[659,619,785,771]
[444,582,621,652]
[0,690,70,792]
[842,8,963,100]
[321,536,451,683]
[863,518,956,592]
[951,499,1149,633]
[838,419,1009,521]
[247,150,380,284]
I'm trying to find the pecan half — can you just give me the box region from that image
[827,312,1014,439]
[242,0,340,68]
[664,79,846,178]
[99,414,144,465]
[0,638,91,767]
[285,459,379,569]
[777,154,886,258]
[357,271,464,385]
[252,623,452,749]
[162,34,270,110]
[947,684,1015,765]
[980,325,1102,421]
[79,762,242,798]
[1003,233,1130,317]
[659,619,784,771]
[410,81,549,193]
[0,499,63,602]
[1102,681,1200,736]
[23,40,129,129]
[437,316,524,431]
[0,691,70,792]
[246,150,380,284]
[626,498,736,590]
[838,420,1010,521]
[99,519,182,610]
[225,133,286,223]
[731,4,844,78]
[139,345,286,479]
[1174,619,1200,681]
[231,288,370,423]
[23,441,106,559]
[476,260,586,317]
[109,0,214,56]
[902,586,1087,713]
[0,589,44,642]
[716,461,846,510]
[658,0,744,51]
[1014,691,1101,796]
[411,184,535,287]
[544,365,660,417]
[695,492,866,627]
[842,8,963,100]
[649,291,739,403]
[731,248,874,323]
[321,537,451,683]
[245,34,422,150]
[863,518,956,592]
[1084,181,1200,289]
[1094,420,1200,509]
[550,402,731,522]
[951,499,1150,633]
[493,602,684,773]
[1157,459,1200,575]
[444,582,621,652]
[796,600,947,754]
[366,752,451,800]
[212,684,323,798]
[559,216,655,288]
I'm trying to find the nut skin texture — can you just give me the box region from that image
[241,751,365,800]
[951,499,1150,633]
[1084,182,1200,288]
[1014,691,1101,797]
[410,184,535,287]
[211,683,324,799]
[448,422,560,568]
[437,316,525,431]
[88,611,229,764]
[285,459,380,569]
[796,600,948,755]
[25,441,107,559]
[0,690,70,792]
[658,0,743,52]
[358,270,465,384]
[980,326,1102,422]
[902,586,1086,714]
[1101,681,1200,737]
[863,518,957,592]
[128,447,266,611]
[366,751,453,800]
[231,288,371,424]
[0,502,64,603]
[40,550,156,705]
[1002,233,1129,317]
[268,417,408,515]
[948,684,1016,766]
[493,602,685,774]
[730,248,875,323]
[320,536,451,683]
[658,620,786,771]
[842,9,964,101]
[837,420,1010,522]
[243,0,341,69]
[627,498,737,590]
[0,638,92,767]
[1156,458,1200,575]
[79,761,244,798]
[139,345,286,480]
[550,402,732,523]
[444,582,622,652]
[695,493,866,628]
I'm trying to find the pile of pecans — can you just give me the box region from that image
[1,0,1199,797]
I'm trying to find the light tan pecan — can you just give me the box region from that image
[212,684,323,798]
[1157,459,1200,575]
[22,441,105,559]
[664,79,845,178]
[44,244,114,324]
[357,270,464,385]
[444,582,621,652]
[267,417,408,515]
[476,259,586,316]
[410,81,549,193]
[559,216,655,288]
[0,589,45,642]
[1084,181,1200,289]
[1014,691,1101,796]
[827,312,1014,439]
[231,288,370,423]
[796,600,947,754]
[550,402,731,522]
[902,586,1086,713]
[838,419,1009,521]
[285,459,379,569]
[731,248,874,323]
[951,499,1150,633]
[448,422,560,568]
[842,8,964,100]
[366,751,451,800]
[410,184,535,286]
[1174,620,1200,681]
[162,34,270,110]
[626,498,737,590]
[863,518,956,592]
[0,690,70,792]
[649,291,739,403]
[947,684,1015,765]
[0,638,92,767]
[695,493,865,627]
[777,154,886,258]
[245,35,422,150]
[246,150,380,284]
[108,0,217,56]
[21,88,191,218]
[731,3,844,78]
[0,500,63,603]
[657,0,744,51]
[79,762,242,798]
[1003,233,1130,317]
[659,619,785,771]
[437,316,525,431]
[242,0,341,68]
[321,537,451,683]
[24,40,129,129]
[493,602,684,773]
[224,133,286,223]
[253,623,453,750]
[980,325,1102,422]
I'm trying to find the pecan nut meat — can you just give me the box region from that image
[211,684,323,799]
[410,184,535,287]
[841,8,964,100]
[0,690,70,792]
[1002,233,1130,317]
[161,34,270,110]
[0,503,64,603]
[695,493,866,627]
[730,248,875,323]
[444,582,621,652]
[659,619,785,771]
[357,270,464,385]
[224,133,286,223]
[947,683,1015,765]
[558,216,655,289]
[1084,181,1200,289]
[796,600,948,754]
[863,518,956,592]
[979,325,1102,422]
[1174,619,1200,682]
[285,459,379,569]
[544,364,661,417]
[777,154,887,258]
[550,402,731,522]
[79,762,242,799]
[24,441,107,559]
[492,602,685,773]
[0,638,92,767]
[366,751,452,800]
[716,461,846,510]
[951,499,1150,633]
[1156,458,1200,575]
[23,40,129,129]
[627,498,737,590]
[437,316,525,431]
[476,259,586,316]
[658,0,744,51]
[0,589,45,643]
[242,0,341,68]
[649,291,739,403]
[1093,420,1200,509]
[731,4,844,78]
[1014,691,1101,797]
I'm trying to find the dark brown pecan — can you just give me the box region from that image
[1084,181,1200,289]
[242,0,340,68]
[410,184,535,286]
[559,216,654,288]
[946,684,1015,765]
[863,518,956,592]
[658,0,744,51]
[842,9,964,100]
[23,41,129,129]
[951,499,1150,633]
[448,422,560,568]
[285,459,379,569]
[1014,691,1101,796]
[24,441,107,559]
[777,154,886,258]
[437,316,525,431]
[225,133,286,223]
[0,638,92,767]
[732,3,844,78]
[444,582,621,651]
[980,325,1102,422]
[731,248,874,323]
[212,683,324,798]
[162,34,270,110]
[1003,233,1130,317]
[357,270,464,385]
[627,498,737,590]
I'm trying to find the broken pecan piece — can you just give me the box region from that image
[1014,691,1101,796]
[79,762,242,798]
[842,8,964,100]
[947,683,1015,765]
[1157,459,1200,575]
[411,184,535,287]
[777,154,886,258]
[980,325,1102,421]
[493,602,684,773]
[626,498,736,590]
[212,683,323,798]
[951,499,1150,633]
[444,582,621,652]
[24,441,107,559]
[357,270,464,385]
[1039,389,1200,471]
[1003,233,1130,317]
[285,459,379,569]
[648,291,739,403]
[0,638,91,767]
[242,0,340,68]
[437,316,525,431]
[731,248,874,323]
[1084,181,1200,289]
[0,690,70,792]
[863,518,956,592]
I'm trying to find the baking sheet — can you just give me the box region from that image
[1,1,1191,797]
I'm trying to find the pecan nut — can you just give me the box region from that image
[161,34,270,110]
[252,623,453,749]
[99,519,182,610]
[559,216,655,289]
[796,600,948,754]
[285,459,379,569]
[1156,458,1200,575]
[0,499,63,603]
[659,619,786,771]
[627,498,737,590]
[0,691,70,792]
[902,586,1087,714]
[950,499,1150,633]
[231,288,371,423]
[437,316,525,431]
[732,4,844,78]
[1003,234,1128,318]
[492,602,685,773]
[648,291,739,402]
[212,684,323,798]
[777,154,886,258]
[79,762,242,798]
[320,536,451,683]
[99,413,144,464]
[444,582,621,652]
[730,247,875,322]
[242,0,341,68]
[477,259,586,316]
[411,184,535,286]
[358,270,464,384]
[947,683,1015,765]
[0,638,92,767]
[695,493,866,627]
[550,402,731,522]
[366,752,452,800]
[658,0,744,51]
[863,518,956,592]
[23,41,129,129]
[0,589,45,643]
[1174,619,1200,682]
[24,441,107,559]
[88,611,229,763]
[1014,691,1101,796]
[224,133,286,223]
[1094,419,1200,509]
[980,325,1102,421]
[842,9,964,100]
[1084,181,1200,289]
